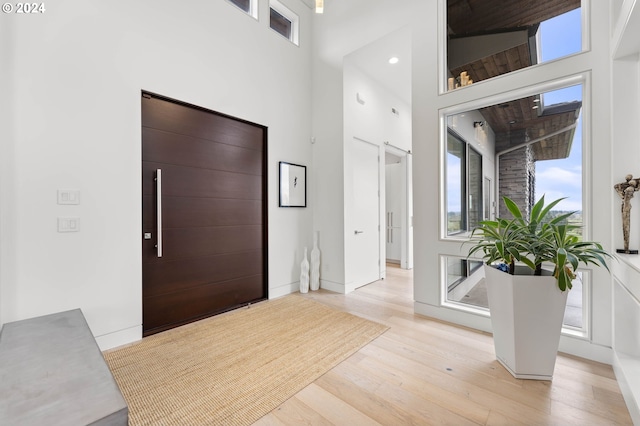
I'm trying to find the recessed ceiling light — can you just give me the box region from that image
[388,57,399,65]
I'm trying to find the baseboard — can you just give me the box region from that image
[270,280,340,298]
[269,282,299,299]
[95,325,141,351]
[414,301,612,364]
[558,336,612,364]
[320,279,347,294]
[414,300,493,333]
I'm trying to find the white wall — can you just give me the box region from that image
[342,62,411,289]
[0,11,14,330]
[344,64,412,152]
[612,56,640,251]
[311,0,421,293]
[0,0,313,349]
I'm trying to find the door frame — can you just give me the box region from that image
[141,91,269,335]
[384,145,414,270]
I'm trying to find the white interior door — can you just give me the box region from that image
[351,137,380,287]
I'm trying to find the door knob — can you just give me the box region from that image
[354,230,364,235]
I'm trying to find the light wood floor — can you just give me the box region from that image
[254,264,632,425]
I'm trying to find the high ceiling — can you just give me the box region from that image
[346,27,412,104]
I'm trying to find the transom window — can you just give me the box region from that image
[271,8,292,40]
[226,0,257,19]
[446,1,583,91]
[269,0,299,45]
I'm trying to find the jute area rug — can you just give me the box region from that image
[104,295,388,426]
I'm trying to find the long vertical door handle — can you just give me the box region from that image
[156,169,163,258]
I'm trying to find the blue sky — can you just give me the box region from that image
[539,9,582,63]
[535,8,583,211]
[534,85,583,212]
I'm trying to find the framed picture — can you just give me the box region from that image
[279,161,306,207]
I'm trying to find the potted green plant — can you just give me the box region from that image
[467,196,612,380]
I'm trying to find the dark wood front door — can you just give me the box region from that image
[141,92,268,336]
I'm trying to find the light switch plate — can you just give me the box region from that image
[58,217,80,233]
[57,190,80,205]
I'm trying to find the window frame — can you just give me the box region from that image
[225,0,258,19]
[438,0,590,94]
[445,129,483,237]
[439,72,590,240]
[269,0,300,46]
[438,72,592,338]
[446,131,467,236]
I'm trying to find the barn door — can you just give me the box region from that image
[141,92,267,336]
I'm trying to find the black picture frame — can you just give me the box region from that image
[279,161,306,207]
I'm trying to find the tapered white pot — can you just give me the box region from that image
[484,265,568,380]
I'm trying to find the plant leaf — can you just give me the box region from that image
[503,197,523,220]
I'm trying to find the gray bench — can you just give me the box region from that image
[0,309,128,425]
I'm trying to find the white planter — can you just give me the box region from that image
[484,264,569,380]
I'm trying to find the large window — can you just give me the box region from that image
[442,79,588,334]
[446,1,583,90]
[446,131,482,235]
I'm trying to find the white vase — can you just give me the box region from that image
[310,232,321,291]
[300,247,310,294]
